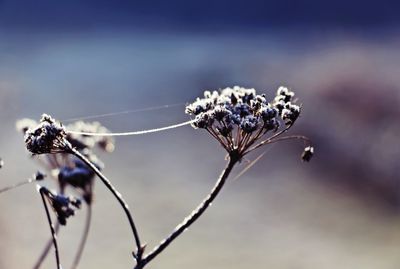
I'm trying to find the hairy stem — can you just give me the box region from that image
[136,153,239,269]
[70,204,92,269]
[39,188,61,269]
[69,147,143,261]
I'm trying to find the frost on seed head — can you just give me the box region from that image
[24,114,70,155]
[186,86,308,157]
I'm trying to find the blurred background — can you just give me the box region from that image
[1,0,400,268]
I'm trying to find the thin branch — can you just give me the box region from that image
[0,178,35,194]
[70,205,92,269]
[32,221,60,269]
[137,153,240,269]
[39,188,62,269]
[68,147,143,262]
[243,124,293,154]
[206,128,229,152]
[245,134,311,155]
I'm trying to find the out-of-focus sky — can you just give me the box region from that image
[1,0,400,30]
[1,1,400,269]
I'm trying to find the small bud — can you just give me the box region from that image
[240,115,259,133]
[34,170,46,181]
[192,113,214,129]
[301,146,314,162]
[0,158,3,169]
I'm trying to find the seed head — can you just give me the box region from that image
[186,86,306,157]
[24,114,70,155]
[40,187,81,226]
[58,157,99,204]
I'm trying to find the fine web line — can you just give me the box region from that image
[62,102,186,123]
[62,101,194,137]
[67,119,196,137]
[231,144,276,183]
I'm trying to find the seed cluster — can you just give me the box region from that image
[40,187,82,226]
[17,115,114,205]
[24,114,69,155]
[58,158,98,204]
[185,86,301,155]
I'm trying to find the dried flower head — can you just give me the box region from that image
[186,86,305,158]
[58,157,100,204]
[17,115,113,207]
[24,114,70,155]
[66,121,115,152]
[39,187,81,225]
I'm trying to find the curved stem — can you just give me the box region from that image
[70,205,92,269]
[68,147,143,261]
[136,154,239,269]
[33,186,64,269]
[32,222,60,269]
[39,188,62,269]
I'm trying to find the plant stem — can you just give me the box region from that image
[33,221,60,269]
[33,186,64,269]
[39,188,62,269]
[70,204,92,269]
[68,147,143,261]
[136,153,239,269]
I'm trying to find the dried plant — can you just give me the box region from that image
[136,86,313,268]
[2,85,313,269]
[15,115,116,269]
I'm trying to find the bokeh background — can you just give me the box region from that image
[1,0,400,268]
